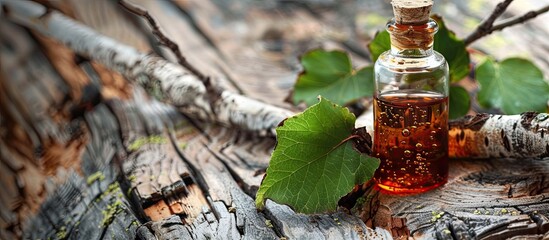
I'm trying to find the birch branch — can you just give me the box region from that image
[488,4,549,36]
[4,0,548,158]
[448,112,549,159]
[464,0,549,45]
[356,110,549,159]
[1,0,293,135]
[463,0,513,46]
[118,0,207,82]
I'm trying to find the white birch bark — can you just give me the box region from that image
[1,0,293,135]
[356,110,549,159]
[448,112,549,158]
[4,0,548,158]
[355,108,374,135]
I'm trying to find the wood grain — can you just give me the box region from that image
[356,158,549,239]
[21,102,138,239]
[3,0,549,239]
[108,90,208,223]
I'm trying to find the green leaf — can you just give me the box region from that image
[476,57,549,114]
[368,15,470,82]
[432,15,470,83]
[256,97,379,214]
[449,85,470,119]
[291,50,374,106]
[368,30,390,63]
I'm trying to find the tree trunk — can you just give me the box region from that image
[1,0,549,239]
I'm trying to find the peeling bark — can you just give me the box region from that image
[449,113,549,158]
[356,110,549,159]
[1,0,293,135]
[6,0,547,158]
[3,1,549,239]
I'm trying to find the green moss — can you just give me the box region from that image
[97,182,121,202]
[265,220,273,228]
[128,135,166,151]
[100,199,124,227]
[87,171,105,185]
[98,183,124,226]
[56,226,67,239]
[430,211,445,222]
[105,182,120,195]
[128,175,137,182]
[126,187,134,197]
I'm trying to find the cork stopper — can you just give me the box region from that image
[391,0,433,25]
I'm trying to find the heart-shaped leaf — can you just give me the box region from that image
[476,58,549,114]
[256,97,379,214]
[290,50,374,106]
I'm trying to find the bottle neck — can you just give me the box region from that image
[387,19,437,58]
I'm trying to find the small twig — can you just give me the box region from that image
[464,1,549,46]
[489,4,549,35]
[464,0,514,46]
[118,0,207,81]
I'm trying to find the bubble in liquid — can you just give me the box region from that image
[432,143,438,148]
[401,128,410,137]
[404,150,412,157]
[415,143,423,150]
[401,140,406,144]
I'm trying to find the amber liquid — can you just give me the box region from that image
[373,90,448,194]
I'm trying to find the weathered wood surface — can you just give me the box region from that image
[1,0,549,239]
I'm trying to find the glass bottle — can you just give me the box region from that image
[373,17,449,194]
